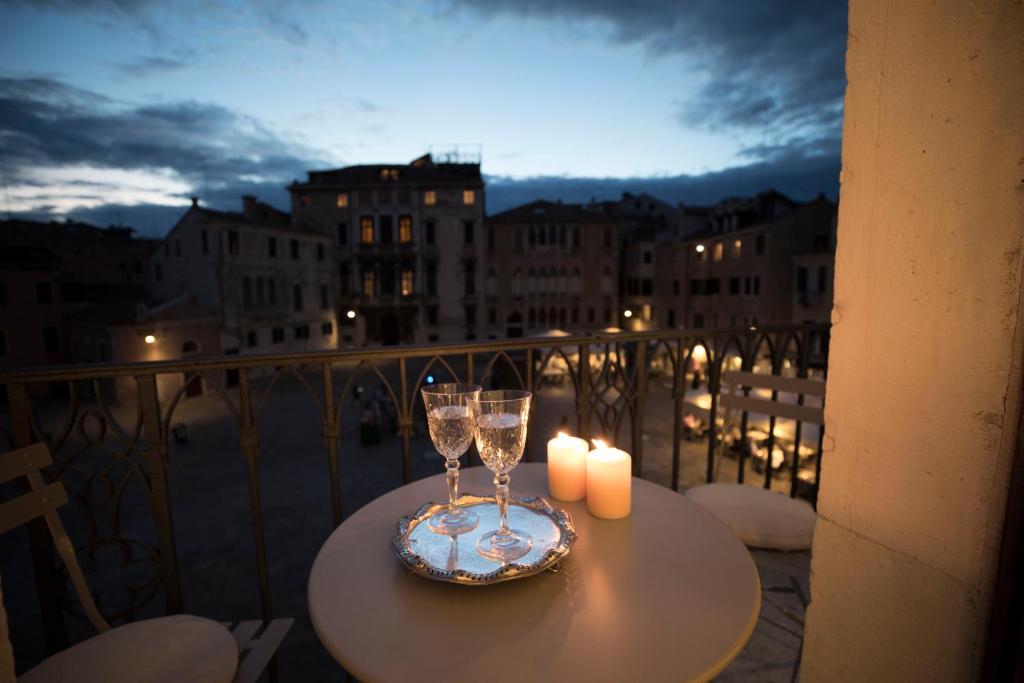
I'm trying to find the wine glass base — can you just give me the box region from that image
[476,529,533,562]
[427,507,479,536]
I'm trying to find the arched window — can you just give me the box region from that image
[601,266,613,295]
[528,268,537,293]
[548,307,557,324]
[539,308,547,325]
[588,308,596,324]
[558,308,567,327]
[571,308,580,324]
[572,266,582,294]
[485,268,497,295]
[513,268,523,295]
[559,267,568,293]
[528,308,536,326]
[528,225,536,246]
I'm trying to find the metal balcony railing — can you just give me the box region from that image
[0,324,829,658]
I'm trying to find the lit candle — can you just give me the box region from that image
[586,439,632,519]
[547,432,588,501]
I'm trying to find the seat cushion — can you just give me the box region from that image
[21,614,237,683]
[685,483,817,550]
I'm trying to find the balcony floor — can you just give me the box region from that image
[3,374,807,681]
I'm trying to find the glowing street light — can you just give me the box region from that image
[346,310,357,319]
[144,334,156,344]
[695,244,706,254]
[623,309,633,318]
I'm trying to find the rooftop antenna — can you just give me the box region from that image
[426,143,482,165]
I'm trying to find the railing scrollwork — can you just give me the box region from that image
[0,324,828,657]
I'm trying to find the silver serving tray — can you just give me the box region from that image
[391,493,577,586]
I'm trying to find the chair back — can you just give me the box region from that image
[720,371,824,423]
[0,443,110,633]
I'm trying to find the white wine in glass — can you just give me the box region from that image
[422,383,481,535]
[469,389,533,562]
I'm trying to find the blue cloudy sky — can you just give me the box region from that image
[0,0,847,236]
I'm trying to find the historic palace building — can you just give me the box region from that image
[289,153,485,345]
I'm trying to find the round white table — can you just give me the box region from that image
[308,464,760,683]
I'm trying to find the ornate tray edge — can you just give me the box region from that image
[391,492,577,586]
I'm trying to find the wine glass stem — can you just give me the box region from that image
[494,473,511,537]
[445,458,460,515]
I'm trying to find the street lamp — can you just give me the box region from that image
[144,334,156,344]
[623,309,633,318]
[346,310,356,320]
[695,244,705,254]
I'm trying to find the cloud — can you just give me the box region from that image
[353,98,386,113]
[449,0,847,143]
[0,75,326,233]
[115,55,192,77]
[0,0,157,11]
[485,142,839,214]
[2,0,317,46]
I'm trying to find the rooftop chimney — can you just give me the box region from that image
[190,197,199,207]
[242,195,257,220]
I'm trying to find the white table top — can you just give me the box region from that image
[308,463,761,683]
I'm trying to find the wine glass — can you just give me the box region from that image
[422,383,482,535]
[468,389,533,562]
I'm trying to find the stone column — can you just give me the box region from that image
[802,0,1024,680]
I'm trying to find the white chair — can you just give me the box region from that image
[685,371,824,551]
[1,443,292,683]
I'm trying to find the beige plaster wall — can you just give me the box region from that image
[802,0,1024,680]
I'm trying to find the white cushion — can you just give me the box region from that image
[20,614,237,683]
[686,483,817,551]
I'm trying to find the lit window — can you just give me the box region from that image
[463,189,475,205]
[362,270,375,296]
[424,190,436,206]
[399,215,413,243]
[713,242,724,261]
[379,168,399,181]
[401,270,414,296]
[336,193,348,208]
[732,239,742,258]
[360,216,375,243]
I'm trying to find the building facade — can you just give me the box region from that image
[0,247,65,371]
[69,296,223,402]
[653,192,837,330]
[485,200,620,337]
[288,153,485,344]
[0,219,158,372]
[151,197,338,357]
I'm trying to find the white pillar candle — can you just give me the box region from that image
[586,439,632,519]
[547,432,588,501]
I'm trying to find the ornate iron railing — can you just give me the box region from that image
[0,324,828,657]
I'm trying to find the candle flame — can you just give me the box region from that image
[591,438,608,449]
